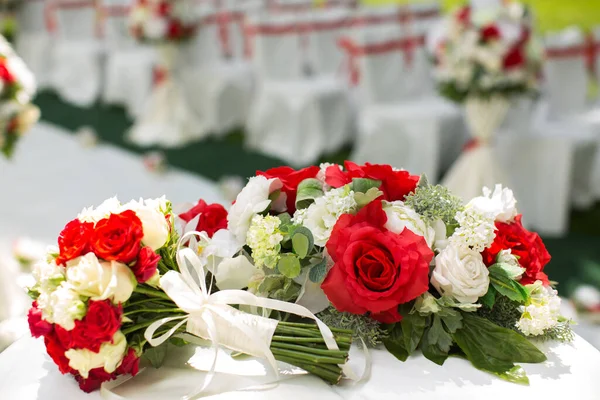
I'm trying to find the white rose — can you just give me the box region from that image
[467,184,517,223]
[214,255,257,290]
[143,17,168,40]
[431,245,490,304]
[66,253,136,304]
[65,331,127,378]
[432,219,449,252]
[32,258,65,292]
[227,176,282,245]
[383,201,436,248]
[42,282,87,330]
[121,199,170,250]
[78,197,121,224]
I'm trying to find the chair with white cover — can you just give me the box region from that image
[178,1,256,139]
[46,0,104,107]
[343,18,464,183]
[534,27,600,209]
[15,0,53,89]
[100,0,157,119]
[245,11,352,166]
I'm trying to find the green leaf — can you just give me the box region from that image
[277,254,302,279]
[421,324,449,366]
[258,275,286,293]
[169,337,188,347]
[308,257,328,283]
[291,226,314,259]
[277,213,292,231]
[480,287,497,309]
[417,174,430,189]
[452,313,546,375]
[495,365,530,385]
[354,187,384,207]
[143,343,169,368]
[489,265,529,303]
[428,315,454,353]
[351,178,382,193]
[296,179,324,209]
[383,324,409,362]
[401,311,427,354]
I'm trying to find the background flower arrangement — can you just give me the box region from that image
[430,2,542,103]
[128,0,199,43]
[0,34,38,158]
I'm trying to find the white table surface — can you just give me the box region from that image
[1,334,599,400]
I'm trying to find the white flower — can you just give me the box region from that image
[66,253,136,304]
[449,207,496,253]
[496,249,525,279]
[121,197,170,250]
[32,258,65,292]
[467,184,518,223]
[431,244,490,304]
[432,219,449,252]
[572,285,600,310]
[65,331,127,379]
[227,176,282,245]
[78,197,121,223]
[301,186,357,247]
[383,201,436,248]
[516,281,561,336]
[143,17,168,40]
[39,282,86,330]
[13,237,46,264]
[214,255,257,290]
[196,229,241,271]
[247,215,283,269]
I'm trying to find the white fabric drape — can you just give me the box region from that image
[443,96,511,201]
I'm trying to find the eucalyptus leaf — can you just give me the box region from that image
[143,343,169,368]
[277,254,302,279]
[351,178,382,194]
[383,324,409,362]
[354,187,384,207]
[296,179,324,210]
[292,226,314,259]
[277,213,292,232]
[308,257,328,283]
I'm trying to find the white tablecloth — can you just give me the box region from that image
[0,334,598,400]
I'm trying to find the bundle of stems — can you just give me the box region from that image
[123,286,353,385]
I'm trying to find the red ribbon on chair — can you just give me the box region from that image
[545,33,600,75]
[203,11,246,59]
[45,0,101,37]
[337,35,425,86]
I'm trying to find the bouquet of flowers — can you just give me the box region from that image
[0,35,38,158]
[178,161,572,385]
[430,2,541,103]
[27,196,353,393]
[128,0,199,43]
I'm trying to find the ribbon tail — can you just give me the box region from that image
[144,316,188,347]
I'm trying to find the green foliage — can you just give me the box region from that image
[143,342,169,368]
[533,319,575,343]
[354,187,384,207]
[452,313,546,382]
[404,184,464,225]
[291,227,314,259]
[317,307,388,348]
[257,275,301,302]
[438,81,534,104]
[296,179,324,210]
[488,265,529,304]
[1,131,18,159]
[351,178,381,194]
[479,287,497,309]
[477,295,523,332]
[276,254,302,279]
[308,257,328,283]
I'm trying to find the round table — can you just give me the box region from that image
[1,334,599,400]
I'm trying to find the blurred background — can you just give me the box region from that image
[0,0,599,352]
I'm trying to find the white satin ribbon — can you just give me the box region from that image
[132,231,363,398]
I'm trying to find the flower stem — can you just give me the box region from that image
[124,308,184,317]
[134,285,172,300]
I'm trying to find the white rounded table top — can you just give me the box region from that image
[1,334,599,400]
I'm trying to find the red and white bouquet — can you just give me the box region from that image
[184,161,572,384]
[0,35,39,158]
[28,197,353,393]
[429,2,541,102]
[128,0,199,43]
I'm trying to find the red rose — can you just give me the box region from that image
[132,247,161,283]
[257,166,320,213]
[91,210,144,263]
[321,200,433,323]
[503,45,525,69]
[75,367,116,393]
[157,2,170,16]
[481,24,501,41]
[116,348,140,376]
[44,332,73,374]
[0,61,15,84]
[28,301,53,338]
[179,199,228,238]
[168,21,183,39]
[56,219,94,266]
[456,6,471,25]
[325,161,419,202]
[482,215,551,285]
[69,300,122,352]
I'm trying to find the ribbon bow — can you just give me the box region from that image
[143,231,357,396]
